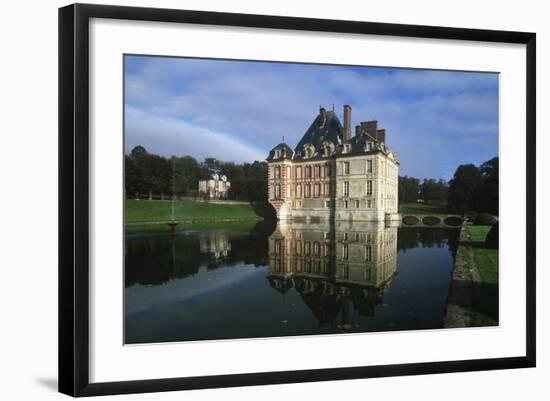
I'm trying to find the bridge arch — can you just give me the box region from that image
[401,214,463,228]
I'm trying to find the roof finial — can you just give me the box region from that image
[282,135,285,143]
[332,103,335,111]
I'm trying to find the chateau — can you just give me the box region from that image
[267,105,399,221]
[198,169,231,200]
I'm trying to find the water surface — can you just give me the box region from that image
[125,221,459,344]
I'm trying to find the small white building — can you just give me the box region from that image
[198,169,231,200]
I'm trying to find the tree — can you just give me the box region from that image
[477,157,498,215]
[173,156,201,196]
[398,176,420,203]
[447,164,482,214]
[130,145,148,157]
[419,178,448,203]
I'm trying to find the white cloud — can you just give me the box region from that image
[125,106,266,163]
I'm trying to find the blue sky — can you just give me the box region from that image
[125,55,498,180]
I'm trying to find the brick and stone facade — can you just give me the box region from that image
[267,106,399,222]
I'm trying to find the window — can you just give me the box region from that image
[366,142,372,151]
[315,165,321,177]
[305,183,311,197]
[355,233,360,241]
[314,183,320,197]
[324,146,331,156]
[355,200,360,208]
[366,180,373,196]
[306,166,312,178]
[343,161,350,175]
[341,264,349,278]
[313,242,320,256]
[275,166,281,179]
[296,184,302,197]
[275,185,281,199]
[343,144,350,153]
[343,244,349,260]
[275,149,280,158]
[296,167,302,179]
[367,199,372,208]
[325,165,331,176]
[324,183,330,196]
[325,200,330,208]
[343,181,350,197]
[365,245,372,262]
[343,232,348,241]
[367,159,373,173]
[365,269,371,281]
[343,200,348,209]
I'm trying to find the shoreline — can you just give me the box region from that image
[443,223,482,328]
[125,216,264,226]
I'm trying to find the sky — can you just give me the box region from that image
[124,55,499,180]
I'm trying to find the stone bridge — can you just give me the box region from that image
[401,214,464,228]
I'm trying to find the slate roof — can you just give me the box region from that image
[205,168,227,181]
[266,142,294,162]
[293,110,343,159]
[266,108,397,162]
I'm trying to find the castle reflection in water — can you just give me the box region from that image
[267,221,398,330]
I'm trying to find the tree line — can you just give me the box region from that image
[398,176,449,204]
[398,156,498,215]
[125,145,268,201]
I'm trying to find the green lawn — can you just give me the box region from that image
[465,224,499,326]
[399,202,448,214]
[125,199,262,223]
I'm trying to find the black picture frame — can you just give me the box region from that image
[58,3,536,397]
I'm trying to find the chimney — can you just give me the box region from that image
[355,125,361,136]
[343,105,352,142]
[362,120,378,140]
[377,129,386,143]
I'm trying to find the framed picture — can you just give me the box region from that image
[58,3,536,397]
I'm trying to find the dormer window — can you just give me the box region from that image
[366,142,373,151]
[343,144,350,154]
[303,144,314,158]
[274,149,280,158]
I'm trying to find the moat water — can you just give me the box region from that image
[125,220,459,344]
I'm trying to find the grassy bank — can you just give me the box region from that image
[125,199,263,224]
[465,224,499,326]
[399,202,447,214]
